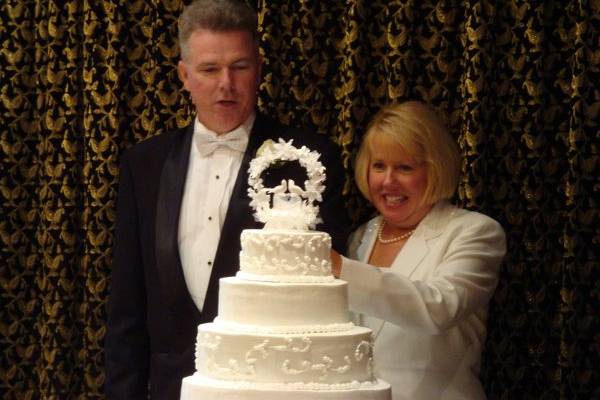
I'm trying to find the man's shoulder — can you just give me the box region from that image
[123,124,192,160]
[257,113,335,147]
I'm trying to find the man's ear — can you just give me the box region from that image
[177,60,189,90]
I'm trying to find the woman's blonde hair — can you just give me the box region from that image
[354,101,462,205]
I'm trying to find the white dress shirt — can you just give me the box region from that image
[178,114,255,311]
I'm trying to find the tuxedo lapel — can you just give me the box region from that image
[155,125,199,315]
[201,114,276,321]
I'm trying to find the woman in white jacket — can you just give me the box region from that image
[332,101,506,400]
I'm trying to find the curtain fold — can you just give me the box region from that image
[1,0,597,398]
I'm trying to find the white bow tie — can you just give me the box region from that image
[196,128,249,157]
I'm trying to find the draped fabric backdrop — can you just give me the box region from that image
[1,0,597,398]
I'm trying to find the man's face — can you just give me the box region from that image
[178,29,262,135]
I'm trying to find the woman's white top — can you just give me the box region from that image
[341,201,506,400]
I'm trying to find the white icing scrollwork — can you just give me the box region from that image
[270,337,312,352]
[354,340,372,362]
[239,231,332,279]
[246,340,270,363]
[198,333,221,351]
[198,333,369,382]
[282,355,352,380]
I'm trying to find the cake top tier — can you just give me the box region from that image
[247,139,325,231]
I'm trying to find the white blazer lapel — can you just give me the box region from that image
[394,234,429,278]
[354,217,380,262]
[391,201,452,278]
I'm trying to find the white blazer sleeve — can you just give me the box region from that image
[340,213,506,334]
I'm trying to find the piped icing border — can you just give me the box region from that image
[213,318,355,334]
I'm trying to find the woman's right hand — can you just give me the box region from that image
[330,249,342,278]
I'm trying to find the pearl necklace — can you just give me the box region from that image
[377,220,415,244]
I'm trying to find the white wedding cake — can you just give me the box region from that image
[180,140,391,400]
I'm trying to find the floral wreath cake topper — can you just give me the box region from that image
[247,138,326,230]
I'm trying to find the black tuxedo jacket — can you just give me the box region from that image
[104,113,350,399]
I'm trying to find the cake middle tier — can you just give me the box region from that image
[217,277,349,328]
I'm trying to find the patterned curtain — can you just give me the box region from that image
[1,0,597,399]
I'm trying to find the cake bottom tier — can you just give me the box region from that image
[180,374,391,400]
[195,324,375,384]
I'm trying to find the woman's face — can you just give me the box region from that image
[367,135,432,229]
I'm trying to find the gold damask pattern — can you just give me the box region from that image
[1,0,597,399]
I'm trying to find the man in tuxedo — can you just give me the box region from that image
[104,0,350,398]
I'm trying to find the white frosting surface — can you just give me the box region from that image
[239,229,332,281]
[218,277,349,327]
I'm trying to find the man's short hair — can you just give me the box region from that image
[178,0,258,60]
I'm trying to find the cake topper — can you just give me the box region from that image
[247,138,326,230]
